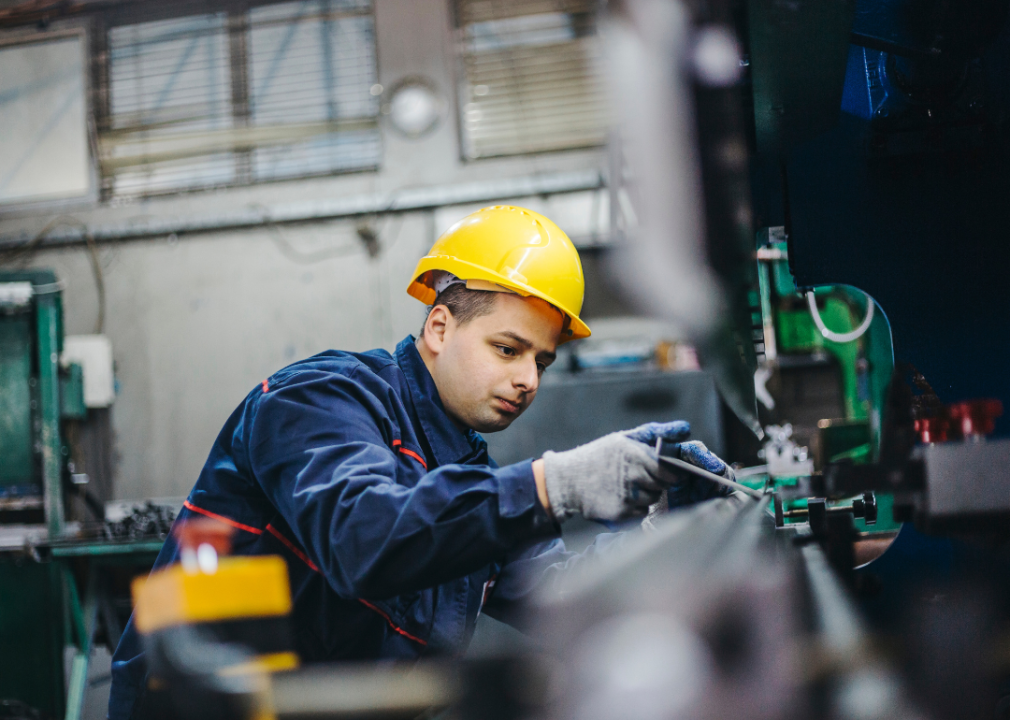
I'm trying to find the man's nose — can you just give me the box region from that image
[513,356,539,392]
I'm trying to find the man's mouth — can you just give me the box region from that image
[495,397,521,414]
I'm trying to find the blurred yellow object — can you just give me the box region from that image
[132,555,292,634]
[407,205,591,341]
[217,651,300,677]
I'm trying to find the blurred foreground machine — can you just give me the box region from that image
[126,497,918,720]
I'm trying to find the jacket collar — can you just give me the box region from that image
[395,336,488,467]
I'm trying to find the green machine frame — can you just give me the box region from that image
[748,231,901,533]
[0,270,78,537]
[0,270,150,720]
[0,270,73,718]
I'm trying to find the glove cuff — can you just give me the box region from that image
[541,450,575,522]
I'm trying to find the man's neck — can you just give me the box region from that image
[415,337,470,433]
[415,336,437,380]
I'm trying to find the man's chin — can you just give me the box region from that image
[471,410,520,434]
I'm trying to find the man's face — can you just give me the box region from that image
[422,293,563,433]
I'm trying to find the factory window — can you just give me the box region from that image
[99,0,379,198]
[454,0,607,160]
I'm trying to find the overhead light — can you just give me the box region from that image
[381,77,445,139]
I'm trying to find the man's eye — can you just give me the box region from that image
[536,363,547,374]
[496,345,516,357]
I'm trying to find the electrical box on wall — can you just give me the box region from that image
[62,335,114,408]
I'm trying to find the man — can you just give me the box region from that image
[109,205,733,719]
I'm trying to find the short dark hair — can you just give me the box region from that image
[420,283,498,336]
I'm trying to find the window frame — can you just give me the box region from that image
[451,0,606,162]
[0,27,100,212]
[93,0,382,200]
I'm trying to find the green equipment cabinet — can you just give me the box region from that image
[0,270,119,720]
[0,270,79,536]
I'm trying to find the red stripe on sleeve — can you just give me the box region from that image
[261,526,426,646]
[358,599,428,646]
[182,500,263,535]
[265,524,321,573]
[397,447,427,469]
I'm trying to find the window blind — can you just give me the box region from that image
[100,0,379,197]
[456,0,607,160]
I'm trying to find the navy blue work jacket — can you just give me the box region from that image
[109,336,600,720]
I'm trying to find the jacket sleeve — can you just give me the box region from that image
[480,532,626,629]
[246,368,559,600]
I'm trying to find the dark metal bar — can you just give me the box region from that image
[801,543,922,720]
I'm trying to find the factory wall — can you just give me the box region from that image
[0,0,608,500]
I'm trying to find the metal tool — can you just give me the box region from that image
[653,439,764,499]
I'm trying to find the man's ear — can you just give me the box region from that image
[421,305,453,356]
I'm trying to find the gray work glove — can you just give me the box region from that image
[542,421,690,522]
[664,440,735,507]
[643,440,737,530]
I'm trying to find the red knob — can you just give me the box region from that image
[174,518,234,555]
[948,399,1004,437]
[914,416,951,443]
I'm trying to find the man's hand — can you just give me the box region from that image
[535,422,690,522]
[662,440,737,508]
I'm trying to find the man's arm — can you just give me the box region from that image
[248,369,558,600]
[483,434,736,628]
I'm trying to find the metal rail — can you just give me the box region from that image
[0,170,605,248]
[801,543,925,720]
[271,663,455,719]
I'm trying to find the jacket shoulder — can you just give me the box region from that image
[269,348,400,388]
[239,349,408,450]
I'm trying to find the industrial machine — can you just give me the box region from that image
[0,270,88,718]
[0,270,83,535]
[597,0,1010,716]
[0,271,167,720]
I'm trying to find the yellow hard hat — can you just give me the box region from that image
[407,205,591,341]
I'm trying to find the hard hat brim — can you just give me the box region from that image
[407,255,591,342]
